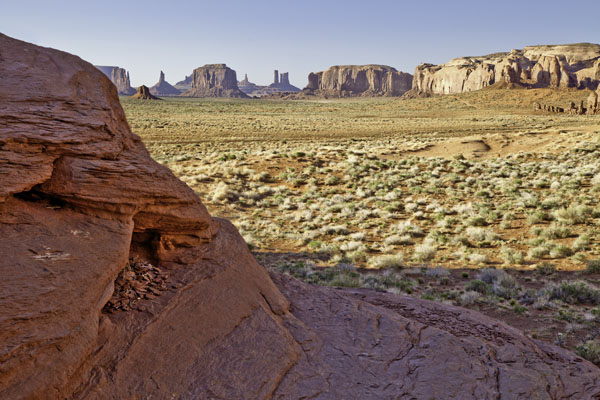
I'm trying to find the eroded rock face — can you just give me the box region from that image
[303,65,413,97]
[149,71,181,96]
[96,65,136,95]
[1,33,599,399]
[414,43,600,94]
[0,33,287,398]
[181,64,249,98]
[132,85,160,99]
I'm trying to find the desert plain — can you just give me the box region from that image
[121,88,600,361]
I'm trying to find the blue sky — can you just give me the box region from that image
[2,0,599,87]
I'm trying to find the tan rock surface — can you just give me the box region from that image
[414,43,600,94]
[1,33,599,399]
[303,65,412,97]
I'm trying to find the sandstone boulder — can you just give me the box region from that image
[149,70,181,96]
[181,64,249,98]
[1,33,600,399]
[304,65,412,97]
[96,65,136,95]
[132,85,160,100]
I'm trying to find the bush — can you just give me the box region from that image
[586,259,600,274]
[413,240,437,262]
[547,281,600,305]
[576,341,600,366]
[369,254,403,269]
[466,279,491,294]
[501,247,524,265]
[536,262,556,275]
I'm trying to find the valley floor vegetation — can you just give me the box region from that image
[122,88,600,363]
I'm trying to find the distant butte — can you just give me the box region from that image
[180,64,249,98]
[150,71,181,97]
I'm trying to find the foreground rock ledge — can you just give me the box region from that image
[0,33,598,399]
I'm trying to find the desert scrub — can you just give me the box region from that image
[501,247,524,265]
[576,341,600,366]
[413,239,437,262]
[368,254,404,269]
[546,281,600,305]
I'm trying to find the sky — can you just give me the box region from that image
[2,0,599,88]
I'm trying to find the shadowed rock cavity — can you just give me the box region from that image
[1,33,599,399]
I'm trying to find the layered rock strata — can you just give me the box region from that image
[303,64,412,97]
[414,43,600,94]
[181,64,249,98]
[96,65,136,95]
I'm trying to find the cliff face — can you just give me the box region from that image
[303,65,412,97]
[181,64,249,98]
[96,65,136,95]
[149,71,181,96]
[413,43,600,94]
[2,33,600,399]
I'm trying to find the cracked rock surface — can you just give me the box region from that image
[1,33,599,399]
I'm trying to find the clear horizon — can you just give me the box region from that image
[2,0,599,88]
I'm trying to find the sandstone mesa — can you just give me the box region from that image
[413,43,600,95]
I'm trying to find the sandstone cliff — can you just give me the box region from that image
[181,64,249,98]
[1,33,599,399]
[414,43,600,94]
[303,65,413,97]
[149,70,181,96]
[96,65,136,95]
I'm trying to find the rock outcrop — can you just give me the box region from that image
[238,71,301,97]
[268,70,301,93]
[174,74,193,91]
[534,87,600,115]
[149,71,181,96]
[132,85,160,100]
[181,64,249,98]
[302,65,413,97]
[237,73,262,95]
[414,43,600,94]
[96,65,136,95]
[2,33,600,399]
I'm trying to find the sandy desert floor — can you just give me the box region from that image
[122,88,600,363]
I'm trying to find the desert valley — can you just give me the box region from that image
[2,11,600,399]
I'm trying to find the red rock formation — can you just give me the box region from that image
[132,85,160,99]
[305,65,412,97]
[149,71,181,96]
[181,64,249,98]
[96,65,136,95]
[1,33,599,399]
